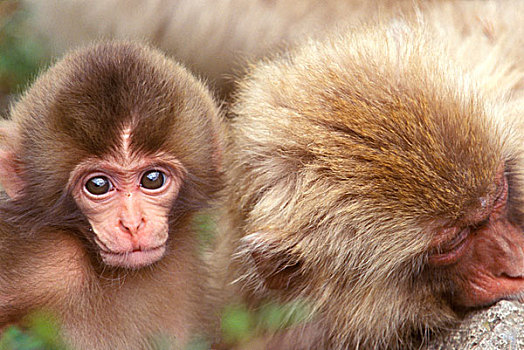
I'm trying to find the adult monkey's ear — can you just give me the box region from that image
[0,122,25,199]
[240,234,305,291]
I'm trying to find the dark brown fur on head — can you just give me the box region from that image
[1,41,222,237]
[222,20,524,349]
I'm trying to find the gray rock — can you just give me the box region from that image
[429,301,524,350]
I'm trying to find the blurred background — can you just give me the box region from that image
[0,1,48,116]
[0,0,410,110]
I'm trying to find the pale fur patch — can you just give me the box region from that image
[118,124,135,166]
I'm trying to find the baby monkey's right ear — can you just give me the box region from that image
[0,123,25,199]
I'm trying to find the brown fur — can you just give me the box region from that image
[219,12,524,350]
[0,41,223,349]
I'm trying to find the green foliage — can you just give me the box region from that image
[193,212,217,251]
[0,315,215,350]
[221,304,255,344]
[0,312,66,350]
[0,1,49,95]
[0,298,312,349]
[257,300,311,332]
[147,333,212,350]
[183,336,212,350]
[220,300,312,346]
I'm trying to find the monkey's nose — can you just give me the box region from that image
[119,217,146,236]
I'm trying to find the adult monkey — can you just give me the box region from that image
[219,16,524,350]
[0,41,223,349]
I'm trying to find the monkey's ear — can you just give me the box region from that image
[242,235,304,291]
[251,250,303,290]
[0,126,24,199]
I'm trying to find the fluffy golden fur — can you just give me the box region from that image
[219,9,524,350]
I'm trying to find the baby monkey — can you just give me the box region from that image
[0,41,223,349]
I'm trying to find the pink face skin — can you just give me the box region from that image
[69,151,184,269]
[428,169,524,307]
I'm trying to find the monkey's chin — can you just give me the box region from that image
[100,246,166,269]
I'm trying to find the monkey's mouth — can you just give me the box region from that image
[100,245,166,269]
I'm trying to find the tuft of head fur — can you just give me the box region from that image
[220,16,524,350]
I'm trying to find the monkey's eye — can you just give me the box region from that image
[85,176,112,196]
[428,227,471,266]
[140,170,166,190]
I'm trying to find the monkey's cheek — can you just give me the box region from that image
[99,245,166,269]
